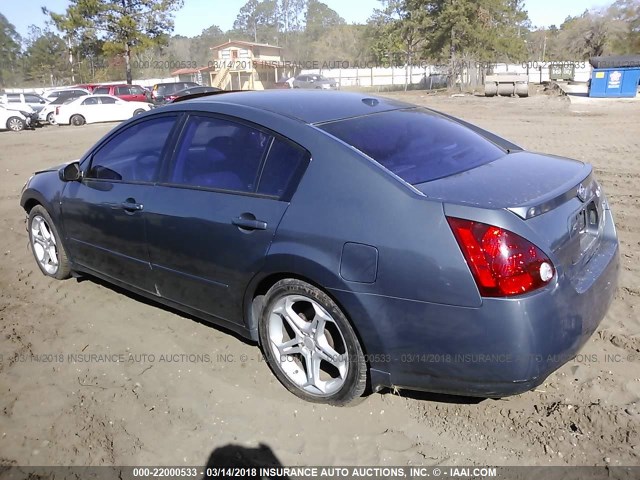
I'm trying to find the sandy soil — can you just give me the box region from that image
[0,90,639,467]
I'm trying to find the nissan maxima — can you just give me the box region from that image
[20,90,619,405]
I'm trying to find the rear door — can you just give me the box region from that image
[115,85,134,101]
[98,96,127,121]
[77,96,101,123]
[61,115,179,292]
[145,114,309,324]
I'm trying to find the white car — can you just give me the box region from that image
[54,95,153,126]
[0,105,31,132]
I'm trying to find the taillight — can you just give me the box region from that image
[447,217,555,297]
[55,107,60,115]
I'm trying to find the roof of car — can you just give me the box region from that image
[179,90,414,124]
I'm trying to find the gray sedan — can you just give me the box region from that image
[20,91,619,405]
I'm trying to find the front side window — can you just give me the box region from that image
[319,108,505,185]
[93,87,109,95]
[170,115,272,193]
[86,116,177,183]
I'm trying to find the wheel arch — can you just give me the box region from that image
[242,256,380,360]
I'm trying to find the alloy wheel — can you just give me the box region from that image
[8,117,24,131]
[267,294,349,396]
[30,215,59,275]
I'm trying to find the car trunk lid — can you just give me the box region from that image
[416,151,606,283]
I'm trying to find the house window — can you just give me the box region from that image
[231,49,238,59]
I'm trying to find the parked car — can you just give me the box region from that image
[151,81,199,103]
[166,86,221,102]
[20,90,619,405]
[92,84,151,102]
[0,92,48,113]
[43,88,91,102]
[39,95,84,124]
[0,105,31,131]
[53,94,153,126]
[292,74,337,90]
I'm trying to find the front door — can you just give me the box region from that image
[61,115,178,292]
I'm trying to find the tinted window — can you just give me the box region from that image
[170,116,271,192]
[93,87,110,95]
[319,109,505,184]
[115,86,128,95]
[100,97,117,104]
[25,94,43,103]
[87,116,176,183]
[82,97,99,105]
[258,139,309,199]
[130,86,144,94]
[7,94,20,103]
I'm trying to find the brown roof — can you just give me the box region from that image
[170,66,215,76]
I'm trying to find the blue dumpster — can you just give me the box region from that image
[589,56,640,98]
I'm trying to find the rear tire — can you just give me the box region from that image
[7,116,25,131]
[70,114,85,126]
[46,112,55,124]
[133,108,145,116]
[28,205,71,280]
[258,279,367,406]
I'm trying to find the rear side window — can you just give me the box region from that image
[87,116,177,183]
[115,86,129,95]
[100,97,117,104]
[319,109,505,184]
[258,139,309,199]
[93,87,110,95]
[170,115,271,193]
[82,97,99,105]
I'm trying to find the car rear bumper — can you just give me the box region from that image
[330,233,620,398]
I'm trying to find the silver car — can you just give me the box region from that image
[292,74,338,90]
[0,93,48,114]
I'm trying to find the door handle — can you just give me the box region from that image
[121,200,143,212]
[232,216,267,231]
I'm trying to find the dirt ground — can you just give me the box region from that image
[0,90,639,468]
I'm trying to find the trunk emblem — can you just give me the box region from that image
[577,183,588,202]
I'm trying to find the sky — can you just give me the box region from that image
[2,0,608,41]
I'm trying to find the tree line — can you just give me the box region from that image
[0,0,638,89]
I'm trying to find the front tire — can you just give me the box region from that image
[133,108,145,116]
[70,114,85,126]
[258,279,367,405]
[7,116,25,131]
[46,112,55,124]
[28,205,71,280]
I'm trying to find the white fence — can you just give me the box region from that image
[302,62,593,88]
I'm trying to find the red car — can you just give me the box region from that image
[91,84,150,102]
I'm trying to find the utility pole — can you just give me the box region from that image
[68,36,75,83]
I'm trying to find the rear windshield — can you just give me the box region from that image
[319,108,505,184]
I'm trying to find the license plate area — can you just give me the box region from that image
[569,200,603,266]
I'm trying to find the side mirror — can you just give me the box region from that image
[59,162,82,182]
